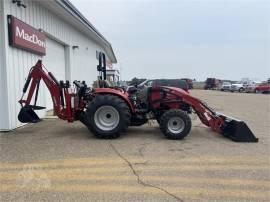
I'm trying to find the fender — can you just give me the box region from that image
[94,88,135,113]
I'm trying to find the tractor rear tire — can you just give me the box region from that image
[86,95,131,139]
[160,109,191,140]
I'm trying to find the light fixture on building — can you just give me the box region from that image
[12,0,27,8]
[72,45,79,49]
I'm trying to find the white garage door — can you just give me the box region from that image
[43,38,66,110]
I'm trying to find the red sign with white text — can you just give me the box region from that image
[8,15,46,55]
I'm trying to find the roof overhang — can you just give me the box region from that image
[35,0,117,63]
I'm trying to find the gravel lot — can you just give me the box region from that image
[0,90,269,202]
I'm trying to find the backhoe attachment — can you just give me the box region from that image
[18,105,45,123]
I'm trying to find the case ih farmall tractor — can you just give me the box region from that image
[18,53,258,142]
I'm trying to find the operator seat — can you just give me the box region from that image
[93,79,113,88]
[99,80,112,88]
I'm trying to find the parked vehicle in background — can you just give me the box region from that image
[181,78,193,89]
[220,82,232,91]
[254,83,270,94]
[245,83,258,93]
[138,79,189,91]
[231,82,245,92]
[204,78,220,90]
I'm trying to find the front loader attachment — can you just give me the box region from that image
[18,105,45,123]
[159,87,259,143]
[218,113,258,142]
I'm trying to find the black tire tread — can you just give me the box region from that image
[86,95,131,139]
[160,109,191,140]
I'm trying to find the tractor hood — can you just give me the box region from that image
[161,86,189,94]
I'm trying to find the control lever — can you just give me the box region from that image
[60,80,70,88]
[73,80,84,89]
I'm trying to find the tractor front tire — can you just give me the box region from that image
[86,95,131,139]
[160,109,191,140]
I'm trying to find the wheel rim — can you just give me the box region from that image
[167,117,185,134]
[94,105,120,131]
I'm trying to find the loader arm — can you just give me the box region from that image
[18,60,73,122]
[161,87,258,142]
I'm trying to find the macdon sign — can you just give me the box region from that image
[8,15,46,56]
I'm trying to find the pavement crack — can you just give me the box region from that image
[109,142,184,202]
[137,143,149,157]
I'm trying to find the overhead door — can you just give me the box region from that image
[43,38,66,110]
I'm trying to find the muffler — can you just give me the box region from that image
[18,105,45,123]
[218,113,258,142]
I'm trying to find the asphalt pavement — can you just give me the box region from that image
[0,90,269,202]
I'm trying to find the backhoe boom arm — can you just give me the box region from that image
[18,60,73,121]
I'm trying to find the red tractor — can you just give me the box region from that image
[18,53,258,142]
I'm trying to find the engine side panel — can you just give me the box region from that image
[149,87,191,112]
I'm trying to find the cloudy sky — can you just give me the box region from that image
[70,0,269,81]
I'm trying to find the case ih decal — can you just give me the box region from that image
[8,15,46,56]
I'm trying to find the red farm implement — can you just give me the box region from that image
[18,53,258,142]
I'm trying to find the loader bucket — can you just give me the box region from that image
[219,114,258,142]
[18,106,41,123]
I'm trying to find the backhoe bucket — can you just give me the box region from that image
[18,106,41,123]
[219,114,258,142]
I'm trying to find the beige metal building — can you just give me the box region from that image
[0,0,117,130]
